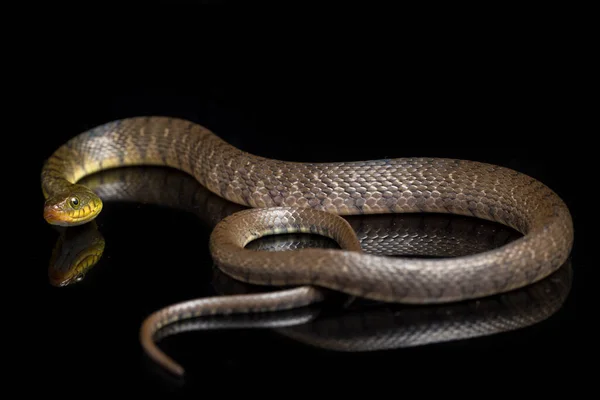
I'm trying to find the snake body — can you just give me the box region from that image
[41,116,574,376]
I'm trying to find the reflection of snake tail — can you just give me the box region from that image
[152,261,571,354]
[152,306,321,342]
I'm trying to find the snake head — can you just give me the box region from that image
[44,184,103,226]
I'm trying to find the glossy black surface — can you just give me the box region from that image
[19,58,588,395]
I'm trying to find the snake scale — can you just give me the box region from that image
[41,116,574,376]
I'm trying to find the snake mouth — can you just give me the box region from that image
[44,205,99,227]
[44,205,68,226]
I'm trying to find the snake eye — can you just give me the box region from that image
[69,197,80,208]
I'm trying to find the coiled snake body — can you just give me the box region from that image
[41,116,574,376]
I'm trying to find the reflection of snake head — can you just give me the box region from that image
[48,222,105,287]
[44,184,103,226]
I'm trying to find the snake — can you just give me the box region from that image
[41,116,574,376]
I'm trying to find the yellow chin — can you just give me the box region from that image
[43,204,102,227]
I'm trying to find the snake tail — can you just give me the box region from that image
[140,287,326,376]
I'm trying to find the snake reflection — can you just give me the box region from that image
[48,167,572,371]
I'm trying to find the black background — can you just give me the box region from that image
[11,14,590,397]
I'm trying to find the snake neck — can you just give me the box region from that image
[41,116,242,200]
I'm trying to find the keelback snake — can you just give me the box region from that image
[41,116,574,376]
